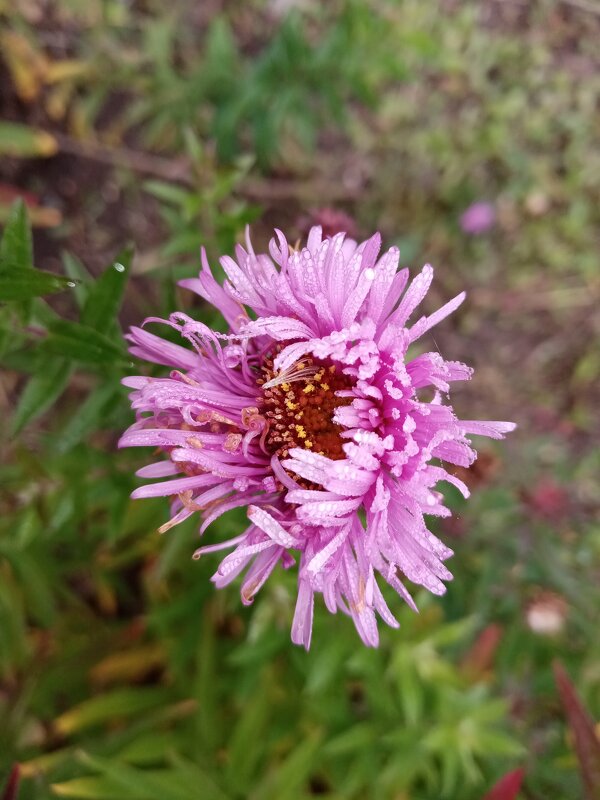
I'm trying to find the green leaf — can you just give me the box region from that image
[81,249,132,331]
[62,252,92,309]
[71,754,216,800]
[0,122,58,158]
[144,181,190,207]
[54,688,171,736]
[256,732,323,800]
[52,775,134,799]
[0,268,77,301]
[51,767,206,800]
[165,756,230,800]
[40,319,126,366]
[10,358,71,435]
[56,382,118,453]
[118,733,177,766]
[192,600,221,753]
[324,723,376,756]
[226,680,271,789]
[2,549,56,626]
[0,203,77,302]
[0,199,32,270]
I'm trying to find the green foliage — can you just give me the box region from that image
[0,206,529,798]
[1,3,599,799]
[129,7,386,168]
[143,135,259,275]
[0,205,128,441]
[0,202,75,302]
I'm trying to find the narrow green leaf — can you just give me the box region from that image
[0,202,77,305]
[10,358,71,436]
[144,181,190,206]
[62,251,92,309]
[5,550,56,626]
[118,733,177,766]
[226,681,271,789]
[324,723,376,756]
[19,747,76,779]
[52,770,218,800]
[0,268,77,301]
[54,688,170,736]
[81,248,132,331]
[257,732,323,800]
[56,383,118,453]
[77,754,208,800]
[40,319,126,366]
[165,756,230,800]
[29,296,61,325]
[0,199,32,270]
[15,506,42,548]
[192,600,221,753]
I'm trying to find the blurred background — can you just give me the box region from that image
[1,1,599,798]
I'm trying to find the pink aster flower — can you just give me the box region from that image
[460,201,496,235]
[120,226,515,648]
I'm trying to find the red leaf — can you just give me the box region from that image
[461,623,503,679]
[1,765,20,800]
[0,184,40,208]
[554,661,600,800]
[482,768,524,800]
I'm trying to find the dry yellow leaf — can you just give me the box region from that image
[45,59,93,84]
[1,30,48,102]
[90,644,166,686]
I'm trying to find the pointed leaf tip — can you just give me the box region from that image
[0,198,31,270]
[482,768,524,800]
[554,660,600,799]
[1,765,20,800]
[81,247,132,330]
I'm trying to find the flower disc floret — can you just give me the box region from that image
[259,349,353,461]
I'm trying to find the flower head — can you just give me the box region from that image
[120,226,515,648]
[460,202,496,235]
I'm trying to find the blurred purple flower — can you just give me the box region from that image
[460,201,496,234]
[120,226,514,648]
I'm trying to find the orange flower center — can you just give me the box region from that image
[258,350,353,460]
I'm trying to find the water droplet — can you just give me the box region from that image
[67,281,76,288]
[114,262,126,272]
